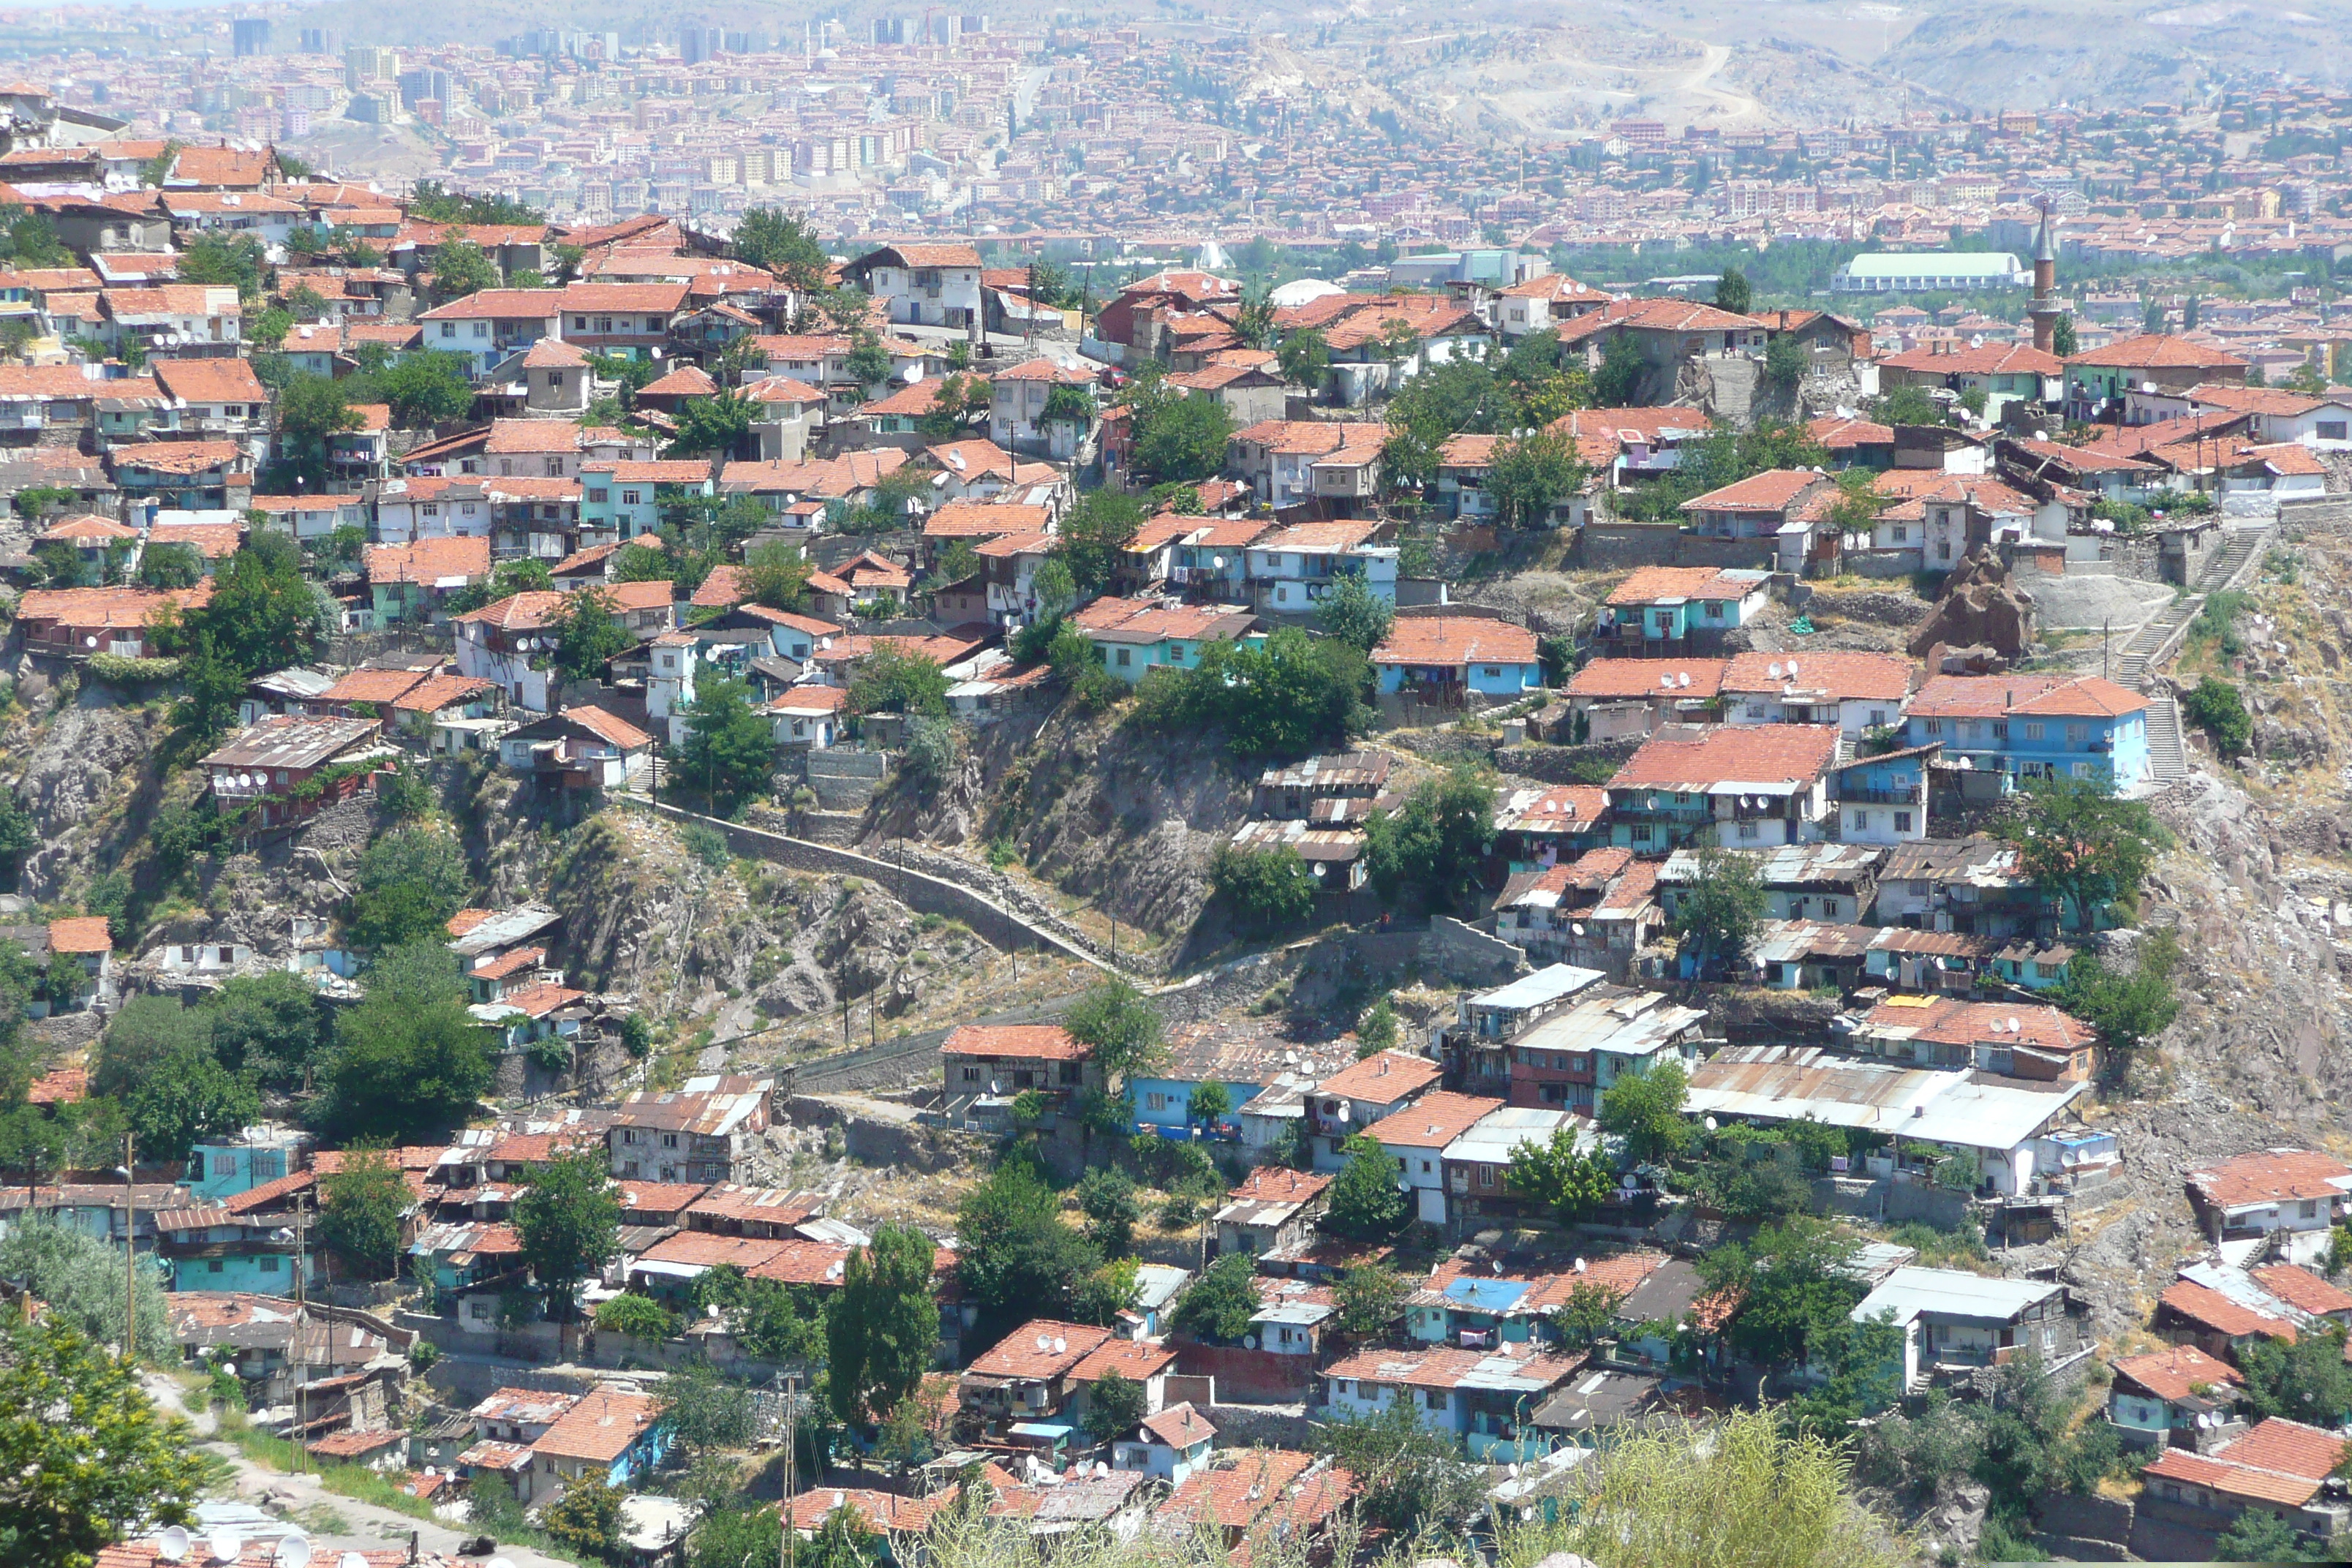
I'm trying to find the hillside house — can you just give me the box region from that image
[1903,674,2150,794]
[607,1075,777,1185]
[1321,1341,1586,1461]
[1368,619,1543,707]
[1594,568,1772,656]
[2185,1148,2352,1267]
[1604,723,1842,850]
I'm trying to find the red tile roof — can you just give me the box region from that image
[532,1388,663,1463]
[1680,468,1824,513]
[2186,1148,2352,1210]
[1603,565,1765,606]
[2109,1343,2242,1403]
[1368,619,1539,668]
[1608,724,1841,791]
[1313,1049,1443,1104]
[2068,333,2247,371]
[2159,1278,2296,1342]
[1566,657,1729,700]
[1363,1090,1504,1150]
[1721,650,1915,703]
[940,1023,1086,1062]
[965,1319,1113,1379]
[2249,1264,2352,1317]
[47,916,112,954]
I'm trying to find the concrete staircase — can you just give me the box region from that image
[2114,596,2200,690]
[2144,693,2188,783]
[2194,522,2269,595]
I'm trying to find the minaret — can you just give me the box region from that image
[2028,197,2061,353]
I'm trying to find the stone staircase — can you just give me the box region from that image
[2143,693,2188,783]
[2194,522,2269,595]
[2113,597,2200,690]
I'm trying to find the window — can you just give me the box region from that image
[1738,821,1760,840]
[1895,810,1913,832]
[962,1066,979,1082]
[1146,1092,1166,1111]
[260,1254,280,1272]
[440,322,456,337]
[1630,824,1652,844]
[622,490,641,505]
[2023,722,2045,740]
[2300,1200,2318,1218]
[1705,600,1725,619]
[1423,1390,1445,1409]
[1420,1158,1432,1173]
[1822,900,1840,918]
[1168,644,1184,660]
[1482,666,1500,679]
[472,322,487,338]
[208,1258,225,1273]
[589,489,608,503]
[2319,421,2347,441]
[2067,723,2087,743]
[1891,524,1907,543]
[1115,648,1131,667]
[1746,703,1766,719]
[1869,709,1888,726]
[1850,811,1869,832]
[1478,1165,1495,1188]
[1924,717,1942,735]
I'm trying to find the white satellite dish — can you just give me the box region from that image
[210,1532,244,1566]
[2008,1017,2021,1033]
[1787,660,1799,676]
[1767,662,1782,679]
[340,1555,370,1568]
[1571,922,1585,936]
[157,1527,191,1563]
[1242,1333,1257,1349]
[1677,671,1690,688]
[278,1533,313,1568]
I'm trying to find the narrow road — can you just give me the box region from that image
[145,1371,577,1568]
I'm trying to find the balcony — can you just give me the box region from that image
[1835,784,1924,805]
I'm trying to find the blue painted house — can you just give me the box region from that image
[1827,742,1940,845]
[1370,619,1545,700]
[522,1389,671,1504]
[1594,566,1773,655]
[1131,1025,1352,1141]
[1078,598,1267,685]
[184,1127,310,1203]
[1904,674,2149,794]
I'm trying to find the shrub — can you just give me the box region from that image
[681,822,732,869]
[2182,675,2252,759]
[1209,843,1318,933]
[595,1292,680,1341]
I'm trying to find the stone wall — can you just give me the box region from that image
[1495,737,1640,781]
[1580,523,1776,572]
[1424,916,1528,985]
[1882,1178,1974,1229]
[633,800,1111,973]
[1172,1340,1316,1402]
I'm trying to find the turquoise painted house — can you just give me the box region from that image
[1904,674,2149,794]
[185,1128,309,1203]
[1827,743,1940,846]
[578,460,714,543]
[1079,598,1267,685]
[1131,1030,1352,1141]
[1594,567,1774,654]
[1369,619,1545,698]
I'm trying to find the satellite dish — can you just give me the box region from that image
[84,636,97,648]
[157,1527,191,1563]
[1704,1115,1717,1131]
[2008,1017,2022,1033]
[1768,662,1782,679]
[279,1533,313,1568]
[1571,922,1586,936]
[1243,1334,1257,1349]
[1677,671,1690,688]
[211,1532,244,1566]
[340,1556,370,1568]
[1787,660,1800,676]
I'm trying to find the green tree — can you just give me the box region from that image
[2051,314,2078,357]
[954,1162,1101,1346]
[1365,769,1495,914]
[1671,845,1767,973]
[1073,1256,1140,1327]
[135,541,203,589]
[740,538,815,610]
[2238,1323,2352,1426]
[0,1304,205,1565]
[1130,388,1234,485]
[1763,332,1806,396]
[2214,1507,2329,1563]
[429,238,500,301]
[1075,1168,1141,1256]
[1994,774,2163,932]
[2182,674,2253,758]
[1334,1262,1409,1337]
[1357,997,1399,1058]
[732,208,832,290]
[676,673,775,816]
[178,233,265,297]
[1550,1280,1627,1350]
[1278,328,1331,394]
[667,388,756,459]
[122,1041,257,1164]
[1324,1133,1406,1241]
[1187,1079,1232,1134]
[663,1357,758,1457]
[317,1148,410,1280]
[541,1471,625,1560]
[1695,1217,1863,1368]
[91,995,213,1101]
[205,970,323,1085]
[0,1220,172,1362]
[1503,1126,1618,1222]
[249,307,292,351]
[847,645,950,718]
[1488,426,1584,528]
[1715,266,1752,315]
[347,827,469,953]
[0,206,69,267]
[1316,1400,1485,1532]
[1063,979,1165,1087]
[1597,1060,1692,1166]
[1210,843,1318,934]
[1053,489,1146,594]
[1867,384,1943,427]
[313,942,491,1142]
[1592,331,1649,406]
[1173,1252,1259,1342]
[1315,570,1394,653]
[823,1224,940,1428]
[1505,1405,1904,1568]
[1129,627,1372,758]
[274,374,361,489]
[594,1292,679,1341]
[154,533,323,682]
[549,586,634,681]
[1085,1365,1147,1441]
[513,1149,620,1321]
[371,350,475,428]
[2056,930,2181,1060]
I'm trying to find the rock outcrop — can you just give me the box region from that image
[1906,544,2038,660]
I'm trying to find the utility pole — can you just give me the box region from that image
[121,1132,136,1360]
[782,1380,798,1568]
[293,1194,310,1473]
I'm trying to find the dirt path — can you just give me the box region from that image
[145,1372,578,1568]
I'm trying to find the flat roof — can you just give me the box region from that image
[1473,963,1607,1011]
[1851,1265,2061,1327]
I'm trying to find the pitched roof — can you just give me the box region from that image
[2068,333,2247,371]
[2109,1343,2242,1403]
[1907,672,2146,720]
[1603,565,1767,606]
[1567,657,1729,700]
[1362,1090,1505,1150]
[366,535,491,585]
[531,1388,663,1463]
[1609,724,1841,791]
[1313,1049,1443,1104]
[966,1319,1113,1379]
[1680,468,1824,513]
[941,1023,1086,1062]
[2159,1278,2297,1342]
[2188,1147,2352,1210]
[1368,619,1539,668]
[1721,650,1914,703]
[2249,1264,2352,1318]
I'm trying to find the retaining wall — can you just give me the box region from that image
[1580,524,1776,572]
[632,800,1112,975]
[1172,1341,1316,1403]
[1882,1178,1973,1229]
[1424,916,1528,984]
